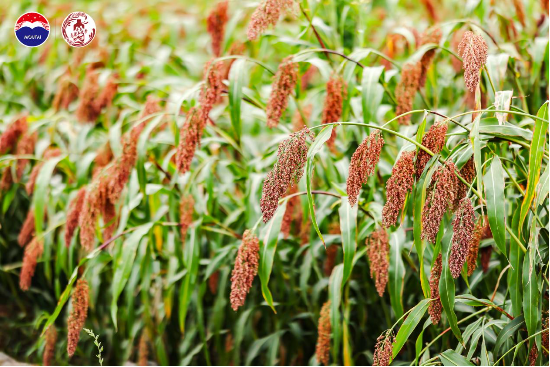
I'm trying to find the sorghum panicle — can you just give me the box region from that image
[266,56,298,128]
[76,70,101,123]
[209,271,220,295]
[346,131,385,207]
[65,187,87,247]
[373,330,395,366]
[321,75,347,150]
[324,244,338,276]
[529,344,538,366]
[67,279,89,357]
[207,1,229,57]
[367,227,390,297]
[292,104,312,132]
[96,76,118,110]
[382,151,416,227]
[53,75,79,111]
[18,210,35,247]
[26,148,62,195]
[480,246,492,273]
[415,122,448,178]
[43,326,58,366]
[466,218,483,276]
[102,200,117,241]
[200,60,225,115]
[94,143,113,173]
[0,116,27,154]
[421,161,458,243]
[449,198,475,278]
[281,185,299,238]
[180,194,195,245]
[457,31,488,92]
[175,107,206,174]
[19,238,43,291]
[542,315,549,356]
[395,62,421,125]
[315,301,331,366]
[246,0,294,41]
[260,127,313,222]
[418,27,442,87]
[428,254,443,324]
[15,132,37,180]
[230,230,260,311]
[454,157,475,209]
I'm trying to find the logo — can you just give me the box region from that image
[14,12,50,47]
[61,12,96,47]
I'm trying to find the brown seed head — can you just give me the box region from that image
[322,75,347,149]
[301,65,318,90]
[260,127,313,222]
[208,271,220,295]
[96,76,118,110]
[395,62,421,125]
[67,279,89,357]
[382,151,416,227]
[102,200,117,241]
[180,194,195,245]
[454,157,475,209]
[315,301,331,366]
[26,148,63,195]
[138,332,148,366]
[324,244,338,276]
[14,132,37,180]
[94,143,113,173]
[428,254,443,324]
[0,116,27,154]
[0,168,13,192]
[421,161,458,243]
[53,75,79,111]
[449,198,475,278]
[200,60,225,116]
[529,344,538,366]
[175,107,207,174]
[43,326,58,366]
[292,104,312,132]
[207,1,229,57]
[281,185,300,238]
[266,57,298,128]
[76,70,101,123]
[65,187,87,247]
[480,246,492,273]
[418,27,442,88]
[466,218,483,276]
[18,210,36,247]
[140,95,162,124]
[367,227,390,297]
[19,238,43,291]
[416,122,448,178]
[458,31,488,92]
[246,0,294,41]
[373,330,395,366]
[230,230,260,311]
[542,316,549,356]
[346,131,385,207]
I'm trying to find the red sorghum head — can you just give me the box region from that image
[94,143,113,173]
[346,131,385,207]
[395,62,421,125]
[529,344,538,366]
[18,210,36,247]
[321,75,347,150]
[246,0,294,41]
[449,198,475,278]
[373,330,395,366]
[175,107,207,174]
[428,254,443,324]
[53,75,79,111]
[0,116,27,154]
[292,104,312,132]
[76,70,101,123]
[260,127,313,222]
[19,238,43,291]
[266,57,298,128]
[457,31,488,92]
[542,315,549,356]
[27,148,62,195]
[67,279,89,357]
[14,132,37,180]
[416,122,448,178]
[421,161,459,243]
[208,271,220,295]
[65,187,87,247]
[480,246,492,273]
[466,218,483,276]
[454,157,475,210]
[43,326,57,366]
[96,76,118,110]
[315,301,331,366]
[102,200,117,241]
[382,151,416,227]
[418,27,442,88]
[367,227,390,297]
[207,1,229,57]
[200,60,225,115]
[324,244,338,276]
[180,194,195,245]
[230,230,260,311]
[281,185,299,238]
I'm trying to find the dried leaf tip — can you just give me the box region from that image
[67,279,89,357]
[246,0,295,41]
[230,230,260,311]
[382,151,416,227]
[457,31,488,92]
[266,56,298,128]
[315,301,331,366]
[366,227,390,297]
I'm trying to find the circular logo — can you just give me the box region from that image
[61,12,96,47]
[14,12,50,47]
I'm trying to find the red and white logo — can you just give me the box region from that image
[14,12,50,47]
[61,12,96,47]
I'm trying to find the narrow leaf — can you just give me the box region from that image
[483,156,507,257]
[392,298,430,359]
[339,196,357,284]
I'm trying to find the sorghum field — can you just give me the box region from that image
[0,0,549,365]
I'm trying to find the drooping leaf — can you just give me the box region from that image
[439,229,462,342]
[179,224,201,332]
[392,298,430,359]
[329,264,344,364]
[361,66,384,125]
[439,349,474,366]
[388,229,405,319]
[339,196,357,284]
[483,156,507,257]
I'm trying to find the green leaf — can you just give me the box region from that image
[306,126,334,246]
[470,114,483,217]
[389,229,405,319]
[522,227,540,338]
[339,196,357,284]
[519,101,549,235]
[136,115,164,194]
[439,229,462,342]
[483,156,507,257]
[535,165,549,207]
[439,350,474,366]
[329,264,344,364]
[494,91,513,124]
[494,315,524,353]
[361,66,384,125]
[508,201,524,317]
[179,224,201,332]
[392,298,430,359]
[258,201,287,313]
[229,59,245,142]
[111,223,153,329]
[33,155,65,237]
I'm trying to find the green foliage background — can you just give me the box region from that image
[0,0,548,365]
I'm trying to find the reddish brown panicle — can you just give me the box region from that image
[96,76,118,110]
[246,0,294,41]
[43,326,58,366]
[466,218,483,276]
[19,238,43,291]
[395,62,421,125]
[180,194,195,245]
[266,57,298,128]
[480,246,492,273]
[418,27,442,88]
[67,279,89,357]
[428,254,443,324]
[65,187,87,247]
[449,198,475,278]
[230,230,260,311]
[454,157,475,209]
[346,131,385,207]
[175,107,207,174]
[76,71,101,123]
[457,31,488,92]
[321,75,347,150]
[260,127,313,222]
[366,227,390,297]
[0,116,27,154]
[292,104,312,132]
[18,210,36,247]
[382,151,416,227]
[14,132,37,180]
[200,60,225,115]
[415,122,448,178]
[373,330,395,366]
[315,301,331,366]
[207,1,229,57]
